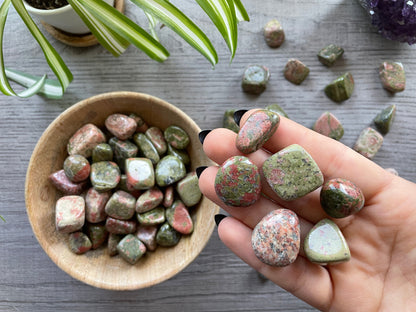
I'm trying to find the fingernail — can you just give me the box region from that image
[233,110,248,126]
[198,130,211,144]
[215,214,227,226]
[196,166,208,178]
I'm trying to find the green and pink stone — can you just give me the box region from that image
[63,155,90,182]
[379,61,405,93]
[354,127,383,159]
[317,44,344,67]
[325,72,354,103]
[263,19,285,48]
[241,65,270,95]
[283,59,310,85]
[67,123,106,158]
[55,195,85,233]
[312,112,344,140]
[68,232,92,255]
[117,234,147,264]
[105,113,137,140]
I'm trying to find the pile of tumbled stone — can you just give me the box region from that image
[49,113,201,265]
[215,110,366,266]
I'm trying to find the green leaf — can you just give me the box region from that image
[131,0,218,66]
[77,0,169,62]
[145,11,160,41]
[233,0,250,22]
[0,214,4,222]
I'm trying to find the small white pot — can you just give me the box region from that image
[24,0,115,35]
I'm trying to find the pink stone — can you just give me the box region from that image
[312,112,344,140]
[67,123,106,158]
[145,127,167,155]
[49,169,87,195]
[136,225,158,251]
[166,200,193,235]
[135,187,164,213]
[55,195,85,233]
[85,187,110,223]
[105,217,137,234]
[105,114,137,140]
[163,186,174,208]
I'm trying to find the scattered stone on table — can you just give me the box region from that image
[304,218,350,265]
[129,113,148,133]
[167,144,190,165]
[117,174,142,198]
[379,61,406,93]
[105,113,137,140]
[108,233,124,256]
[176,172,201,207]
[155,155,186,187]
[283,59,310,85]
[163,186,174,208]
[63,155,90,183]
[236,109,280,154]
[117,234,147,264]
[385,167,399,176]
[85,223,108,249]
[105,217,137,234]
[85,187,110,223]
[125,158,155,190]
[68,232,92,255]
[251,209,300,266]
[112,138,138,171]
[353,127,383,159]
[136,225,158,251]
[320,178,365,218]
[49,169,87,195]
[317,44,344,67]
[223,109,240,133]
[92,143,113,163]
[262,144,324,201]
[265,104,289,118]
[137,207,166,226]
[135,187,164,213]
[55,195,85,233]
[312,112,344,140]
[215,155,261,207]
[133,133,160,165]
[241,65,270,95]
[325,72,354,103]
[146,127,167,155]
[166,200,193,235]
[156,222,182,247]
[90,161,121,192]
[164,125,190,150]
[374,104,396,135]
[67,123,106,158]
[105,190,136,220]
[263,19,285,48]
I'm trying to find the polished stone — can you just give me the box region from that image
[312,112,344,140]
[374,104,396,135]
[283,59,310,85]
[379,61,405,93]
[353,127,383,159]
[263,19,285,48]
[155,155,186,187]
[241,65,270,95]
[317,44,344,67]
[324,72,354,103]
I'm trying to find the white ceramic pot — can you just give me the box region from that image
[24,0,115,35]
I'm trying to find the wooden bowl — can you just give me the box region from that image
[25,91,219,290]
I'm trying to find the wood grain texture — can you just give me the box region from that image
[1,0,415,311]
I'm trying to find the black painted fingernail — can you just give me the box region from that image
[233,110,248,126]
[215,214,227,226]
[196,166,208,178]
[198,130,211,144]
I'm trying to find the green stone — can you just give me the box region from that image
[92,143,113,163]
[304,219,350,265]
[125,158,155,190]
[265,104,289,119]
[113,138,138,171]
[312,112,344,140]
[263,19,285,48]
[145,127,167,155]
[90,161,121,192]
[117,234,147,264]
[164,125,190,150]
[353,127,383,159]
[325,72,354,103]
[108,233,123,256]
[85,223,108,249]
[223,109,240,133]
[176,172,202,207]
[68,232,92,254]
[156,222,181,247]
[63,155,90,182]
[317,44,344,67]
[155,155,186,187]
[105,190,136,220]
[137,207,165,226]
[241,65,270,95]
[374,104,396,135]
[379,61,406,93]
[283,59,310,85]
[165,200,193,235]
[262,144,324,201]
[133,133,160,165]
[167,144,190,165]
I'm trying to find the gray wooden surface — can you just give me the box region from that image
[1,0,415,311]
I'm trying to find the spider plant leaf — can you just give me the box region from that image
[131,0,218,66]
[145,11,160,41]
[233,0,249,22]
[77,0,169,62]
[0,214,5,222]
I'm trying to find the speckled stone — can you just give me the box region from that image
[374,104,396,135]
[176,172,201,207]
[108,233,123,256]
[262,144,324,201]
[136,225,158,251]
[251,209,300,267]
[55,195,85,233]
[353,127,383,159]
[155,155,186,187]
[67,123,106,158]
[49,169,87,195]
[129,113,148,133]
[320,178,365,218]
[156,222,181,247]
[68,232,92,254]
[137,207,166,226]
[167,144,190,165]
[135,187,164,213]
[379,61,405,93]
[166,200,193,235]
[105,190,136,220]
[241,65,270,95]
[325,72,354,103]
[304,219,350,265]
[133,133,160,165]
[215,156,261,207]
[263,19,285,48]
[105,113,137,140]
[117,234,147,264]
[125,158,155,190]
[236,109,280,154]
[317,44,344,67]
[105,217,137,234]
[163,186,174,208]
[223,109,240,133]
[92,143,113,163]
[112,138,138,171]
[385,168,399,176]
[90,161,121,192]
[312,112,344,140]
[117,175,141,198]
[265,104,289,118]
[146,127,167,155]
[85,223,108,249]
[284,59,310,85]
[85,187,110,223]
[63,155,90,182]
[164,125,190,150]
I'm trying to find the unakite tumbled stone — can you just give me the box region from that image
[164,125,190,150]
[262,144,324,201]
[117,234,147,264]
[92,143,113,163]
[108,233,123,256]
[135,187,164,213]
[241,65,270,95]
[55,196,85,233]
[265,104,289,118]
[374,104,396,135]
[85,223,108,249]
[353,127,383,159]
[223,109,240,133]
[129,113,148,133]
[263,19,285,48]
[215,156,261,207]
[284,59,310,85]
[90,161,121,192]
[312,112,344,140]
[112,138,138,171]
[325,72,354,103]
[136,225,158,251]
[156,222,181,247]
[320,178,365,218]
[167,144,190,165]
[116,175,141,198]
[105,190,136,220]
[125,158,155,190]
[145,127,167,155]
[176,172,201,207]
[49,169,88,195]
[67,124,106,158]
[105,217,137,234]
[166,200,193,235]
[68,232,92,254]
[317,44,344,67]
[85,187,110,223]
[379,61,405,93]
[236,109,280,154]
[105,113,137,140]
[304,219,350,265]
[163,186,174,208]
[133,133,160,165]
[63,155,90,182]
[155,155,186,187]
[137,207,166,226]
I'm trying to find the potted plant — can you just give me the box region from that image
[0,0,249,98]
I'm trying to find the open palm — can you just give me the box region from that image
[198,111,416,311]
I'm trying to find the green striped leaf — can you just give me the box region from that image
[145,12,160,41]
[233,0,250,22]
